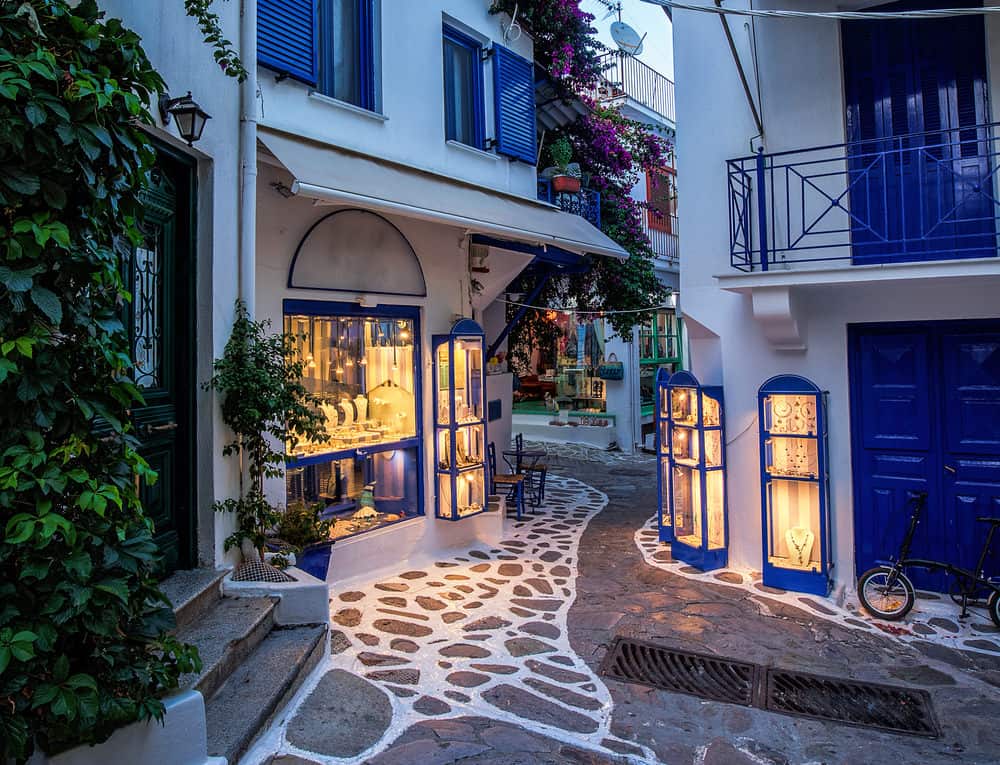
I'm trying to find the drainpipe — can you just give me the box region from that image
[239,0,258,316]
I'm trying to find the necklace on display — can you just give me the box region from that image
[785,526,815,568]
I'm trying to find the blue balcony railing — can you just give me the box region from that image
[537,178,601,230]
[727,124,1000,272]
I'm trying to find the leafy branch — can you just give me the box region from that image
[183,0,248,82]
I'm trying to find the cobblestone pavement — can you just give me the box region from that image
[554,451,1000,765]
[253,444,1000,765]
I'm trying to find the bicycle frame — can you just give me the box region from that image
[879,491,1000,615]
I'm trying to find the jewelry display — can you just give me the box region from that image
[784,526,815,569]
[767,395,817,435]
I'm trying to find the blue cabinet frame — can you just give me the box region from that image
[433,319,488,520]
[655,367,673,542]
[758,374,831,595]
[661,370,728,571]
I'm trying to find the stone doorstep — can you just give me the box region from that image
[206,623,328,765]
[176,595,279,701]
[161,567,228,633]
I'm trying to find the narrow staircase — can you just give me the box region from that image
[161,569,328,764]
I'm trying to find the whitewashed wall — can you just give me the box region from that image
[673,0,1000,592]
[257,0,537,201]
[98,0,243,566]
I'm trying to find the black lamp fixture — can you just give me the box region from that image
[158,91,211,146]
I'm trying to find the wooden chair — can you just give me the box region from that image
[514,433,548,506]
[488,442,525,520]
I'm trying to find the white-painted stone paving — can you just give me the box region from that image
[634,514,1000,658]
[245,476,656,765]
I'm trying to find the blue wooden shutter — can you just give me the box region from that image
[492,44,537,164]
[259,0,318,85]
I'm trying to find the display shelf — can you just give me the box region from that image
[283,300,424,537]
[434,319,488,521]
[758,375,831,595]
[656,370,728,570]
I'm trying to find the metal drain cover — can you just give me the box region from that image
[599,638,757,706]
[766,669,939,737]
[600,638,939,738]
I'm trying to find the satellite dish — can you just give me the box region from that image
[610,21,644,56]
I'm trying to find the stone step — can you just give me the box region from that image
[206,624,328,764]
[160,567,228,632]
[176,595,279,701]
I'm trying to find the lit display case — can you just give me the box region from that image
[283,300,423,538]
[663,371,728,570]
[654,367,673,542]
[758,374,831,595]
[433,319,487,520]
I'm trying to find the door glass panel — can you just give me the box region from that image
[133,240,163,390]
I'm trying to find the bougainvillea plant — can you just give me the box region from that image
[0,1,200,760]
[489,0,606,93]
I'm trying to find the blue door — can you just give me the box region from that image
[842,2,994,265]
[850,322,1000,591]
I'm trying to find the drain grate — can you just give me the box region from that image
[599,638,757,706]
[766,669,938,737]
[600,638,939,738]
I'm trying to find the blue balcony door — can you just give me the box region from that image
[850,322,1000,592]
[842,2,994,265]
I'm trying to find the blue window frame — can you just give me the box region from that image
[443,25,485,150]
[319,0,378,111]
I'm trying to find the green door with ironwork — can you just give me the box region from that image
[128,148,197,574]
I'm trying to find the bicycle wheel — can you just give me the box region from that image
[858,566,915,621]
[989,591,1000,628]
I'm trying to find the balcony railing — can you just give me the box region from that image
[728,124,1000,272]
[642,215,679,268]
[592,52,675,125]
[537,178,601,230]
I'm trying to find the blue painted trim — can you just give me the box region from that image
[655,367,673,542]
[758,374,831,595]
[259,0,319,85]
[287,209,426,297]
[432,321,488,521]
[443,25,486,150]
[282,299,424,519]
[318,0,376,108]
[492,43,538,164]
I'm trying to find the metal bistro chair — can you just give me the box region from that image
[513,433,548,506]
[488,442,525,520]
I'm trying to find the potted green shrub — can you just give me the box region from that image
[206,301,324,580]
[272,501,336,580]
[543,137,582,194]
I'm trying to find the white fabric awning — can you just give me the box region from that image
[258,127,627,261]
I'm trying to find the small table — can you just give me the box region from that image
[503,448,546,507]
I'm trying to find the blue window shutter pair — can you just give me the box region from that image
[258,0,318,85]
[493,44,537,164]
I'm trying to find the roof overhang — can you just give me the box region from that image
[258,127,628,261]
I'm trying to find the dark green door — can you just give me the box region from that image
[129,149,197,574]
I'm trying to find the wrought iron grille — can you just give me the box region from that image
[727,123,1000,271]
[537,179,602,230]
[591,51,676,125]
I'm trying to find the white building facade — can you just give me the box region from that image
[672,0,1000,596]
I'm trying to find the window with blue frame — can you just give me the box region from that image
[443,26,485,149]
[257,0,380,111]
[283,301,423,538]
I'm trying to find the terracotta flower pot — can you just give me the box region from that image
[551,174,581,194]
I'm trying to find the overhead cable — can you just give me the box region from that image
[640,0,1000,20]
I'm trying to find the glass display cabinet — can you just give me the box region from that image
[283,300,423,539]
[433,319,487,520]
[655,367,673,542]
[758,374,831,595]
[663,371,728,570]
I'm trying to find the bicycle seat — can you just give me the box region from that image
[977,517,1000,526]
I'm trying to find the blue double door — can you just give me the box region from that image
[850,321,1000,591]
[842,1,994,264]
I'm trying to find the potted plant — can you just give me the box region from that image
[272,501,335,580]
[206,300,324,580]
[543,137,582,194]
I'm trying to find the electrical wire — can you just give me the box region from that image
[641,0,1000,20]
[499,297,675,316]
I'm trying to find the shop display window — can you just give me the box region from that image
[758,375,832,595]
[283,300,423,536]
[434,319,488,520]
[658,370,728,570]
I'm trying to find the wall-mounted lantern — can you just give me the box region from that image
[158,92,211,146]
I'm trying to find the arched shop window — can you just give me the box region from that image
[284,300,423,539]
[288,209,427,297]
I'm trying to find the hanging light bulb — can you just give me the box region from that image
[399,328,410,342]
[346,358,354,368]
